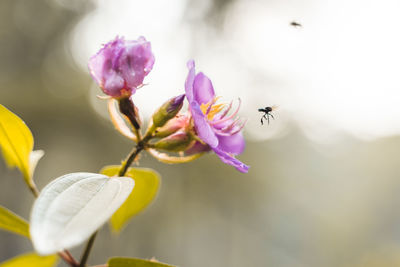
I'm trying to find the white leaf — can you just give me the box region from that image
[30,172,134,255]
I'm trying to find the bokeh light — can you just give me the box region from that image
[1,0,400,266]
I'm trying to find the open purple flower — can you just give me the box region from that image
[89,36,155,98]
[185,60,249,173]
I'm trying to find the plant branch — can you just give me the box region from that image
[118,143,144,177]
[65,250,80,266]
[79,231,98,267]
[58,251,79,267]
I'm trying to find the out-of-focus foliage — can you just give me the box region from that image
[0,206,29,238]
[0,252,57,267]
[108,257,175,267]
[101,166,160,232]
[30,173,134,255]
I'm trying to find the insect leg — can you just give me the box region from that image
[263,114,269,125]
[270,114,275,120]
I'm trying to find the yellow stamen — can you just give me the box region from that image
[200,102,209,114]
[199,97,226,120]
[207,104,225,120]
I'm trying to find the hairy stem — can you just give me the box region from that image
[79,231,98,267]
[118,143,144,176]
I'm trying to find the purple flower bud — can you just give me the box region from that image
[167,94,185,113]
[152,94,185,128]
[89,36,155,98]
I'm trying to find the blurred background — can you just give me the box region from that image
[1,0,400,266]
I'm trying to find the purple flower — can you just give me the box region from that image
[89,36,155,98]
[185,60,249,173]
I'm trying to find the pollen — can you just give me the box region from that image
[200,97,226,120]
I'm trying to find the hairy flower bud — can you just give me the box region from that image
[154,114,189,138]
[152,94,185,128]
[88,36,155,98]
[152,131,193,152]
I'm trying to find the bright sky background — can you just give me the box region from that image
[70,0,400,142]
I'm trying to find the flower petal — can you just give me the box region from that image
[213,147,249,173]
[193,72,215,105]
[121,38,155,90]
[88,49,107,87]
[185,141,210,155]
[185,60,196,103]
[191,102,218,148]
[88,37,123,88]
[185,59,196,104]
[103,70,125,96]
[216,132,245,155]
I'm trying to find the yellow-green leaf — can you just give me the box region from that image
[0,205,29,238]
[0,105,33,186]
[108,257,175,267]
[100,165,160,232]
[0,252,58,267]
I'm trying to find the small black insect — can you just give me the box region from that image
[290,21,302,28]
[258,106,276,125]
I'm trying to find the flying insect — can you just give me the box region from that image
[258,106,276,125]
[290,21,302,28]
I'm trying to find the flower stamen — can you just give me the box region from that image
[210,98,241,125]
[219,100,233,119]
[220,117,241,133]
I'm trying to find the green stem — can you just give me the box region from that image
[79,231,98,267]
[118,143,144,177]
[133,127,142,143]
[143,122,156,140]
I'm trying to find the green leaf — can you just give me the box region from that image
[108,257,175,267]
[0,105,34,186]
[0,252,58,267]
[100,166,160,232]
[30,172,134,255]
[0,205,29,238]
